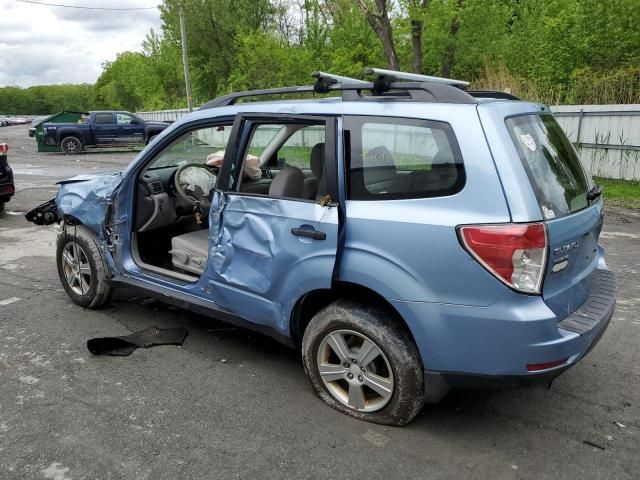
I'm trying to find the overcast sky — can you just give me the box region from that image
[0,0,162,87]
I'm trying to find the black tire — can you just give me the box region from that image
[147,134,158,144]
[0,201,4,212]
[302,300,424,426]
[60,136,82,154]
[56,224,113,308]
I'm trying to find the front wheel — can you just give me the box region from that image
[302,300,424,426]
[60,136,82,154]
[56,225,113,308]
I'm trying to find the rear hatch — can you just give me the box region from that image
[506,114,602,318]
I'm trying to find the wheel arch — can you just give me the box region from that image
[57,129,83,144]
[290,281,421,362]
[145,129,164,144]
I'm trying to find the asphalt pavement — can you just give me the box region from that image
[0,124,638,479]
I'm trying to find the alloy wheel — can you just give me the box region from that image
[64,139,78,152]
[61,241,91,295]
[316,329,394,412]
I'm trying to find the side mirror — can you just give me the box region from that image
[130,118,141,125]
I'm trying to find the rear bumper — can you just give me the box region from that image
[423,364,573,402]
[390,268,617,403]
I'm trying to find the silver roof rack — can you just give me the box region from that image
[363,67,470,88]
[311,71,369,85]
[199,69,482,109]
[311,71,369,93]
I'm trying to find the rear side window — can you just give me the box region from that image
[94,113,113,124]
[506,114,591,219]
[346,116,464,200]
[116,113,135,125]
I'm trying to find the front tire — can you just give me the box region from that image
[302,300,424,426]
[60,136,82,154]
[56,225,113,308]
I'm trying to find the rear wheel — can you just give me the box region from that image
[60,136,82,154]
[302,300,424,426]
[56,225,113,308]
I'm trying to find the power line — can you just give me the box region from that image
[15,0,158,10]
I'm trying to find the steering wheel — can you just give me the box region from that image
[174,163,217,209]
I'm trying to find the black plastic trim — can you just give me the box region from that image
[467,90,521,100]
[114,275,294,347]
[558,269,617,335]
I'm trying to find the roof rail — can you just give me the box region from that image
[364,67,470,88]
[343,81,475,104]
[199,70,481,110]
[200,85,317,109]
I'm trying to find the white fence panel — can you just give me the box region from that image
[551,104,640,181]
[137,108,191,122]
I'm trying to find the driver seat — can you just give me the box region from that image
[169,229,210,275]
[170,166,305,275]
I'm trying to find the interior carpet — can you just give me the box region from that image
[87,326,189,356]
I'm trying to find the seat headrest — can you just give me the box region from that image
[268,166,304,198]
[310,142,325,178]
[365,146,395,168]
[362,146,397,186]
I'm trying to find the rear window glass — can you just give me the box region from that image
[94,113,113,124]
[506,114,590,219]
[347,117,464,200]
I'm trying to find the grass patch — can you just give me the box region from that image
[594,176,640,210]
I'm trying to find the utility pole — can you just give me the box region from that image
[179,2,193,112]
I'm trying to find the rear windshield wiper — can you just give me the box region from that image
[587,184,603,201]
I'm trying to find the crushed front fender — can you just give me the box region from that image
[55,172,122,235]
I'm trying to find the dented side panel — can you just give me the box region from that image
[205,193,339,334]
[55,173,122,236]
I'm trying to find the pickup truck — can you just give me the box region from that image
[43,111,170,154]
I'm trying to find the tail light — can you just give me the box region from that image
[458,223,547,294]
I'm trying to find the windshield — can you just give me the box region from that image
[506,114,591,219]
[149,126,232,169]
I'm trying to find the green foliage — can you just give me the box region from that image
[0,84,93,115]
[227,32,315,92]
[1,0,639,113]
[594,177,640,210]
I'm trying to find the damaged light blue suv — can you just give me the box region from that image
[26,69,617,426]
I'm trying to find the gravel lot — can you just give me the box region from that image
[0,124,638,479]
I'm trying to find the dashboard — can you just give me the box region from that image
[135,167,194,232]
[134,165,280,232]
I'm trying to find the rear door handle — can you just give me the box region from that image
[291,227,326,240]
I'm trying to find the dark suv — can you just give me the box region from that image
[0,143,15,211]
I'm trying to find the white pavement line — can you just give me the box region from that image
[0,297,21,306]
[600,231,640,239]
